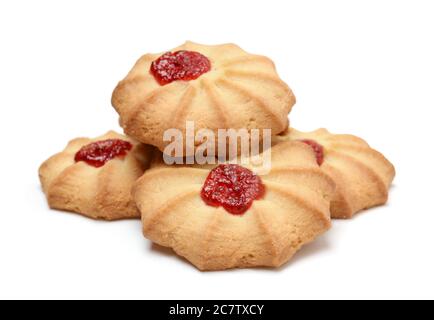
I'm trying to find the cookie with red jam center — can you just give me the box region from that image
[134,141,335,271]
[112,41,296,154]
[39,131,152,220]
[274,128,396,219]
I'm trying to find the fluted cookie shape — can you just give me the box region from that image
[133,142,334,271]
[39,131,152,220]
[112,41,296,152]
[275,128,395,219]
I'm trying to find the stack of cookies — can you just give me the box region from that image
[39,42,395,271]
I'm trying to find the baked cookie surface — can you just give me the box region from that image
[275,128,395,219]
[112,41,296,152]
[39,131,152,220]
[133,142,335,271]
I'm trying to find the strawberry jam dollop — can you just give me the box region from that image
[300,139,325,166]
[150,51,211,85]
[201,164,265,215]
[74,139,133,168]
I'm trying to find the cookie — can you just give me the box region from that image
[112,41,295,153]
[39,131,152,220]
[275,128,395,219]
[133,142,335,271]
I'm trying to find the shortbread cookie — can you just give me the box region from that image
[274,128,395,219]
[112,41,296,153]
[133,142,335,271]
[39,131,152,220]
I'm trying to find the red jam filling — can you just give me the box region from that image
[74,139,133,168]
[300,139,325,166]
[201,164,265,215]
[150,50,211,85]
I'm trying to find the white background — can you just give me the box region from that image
[1,0,433,300]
